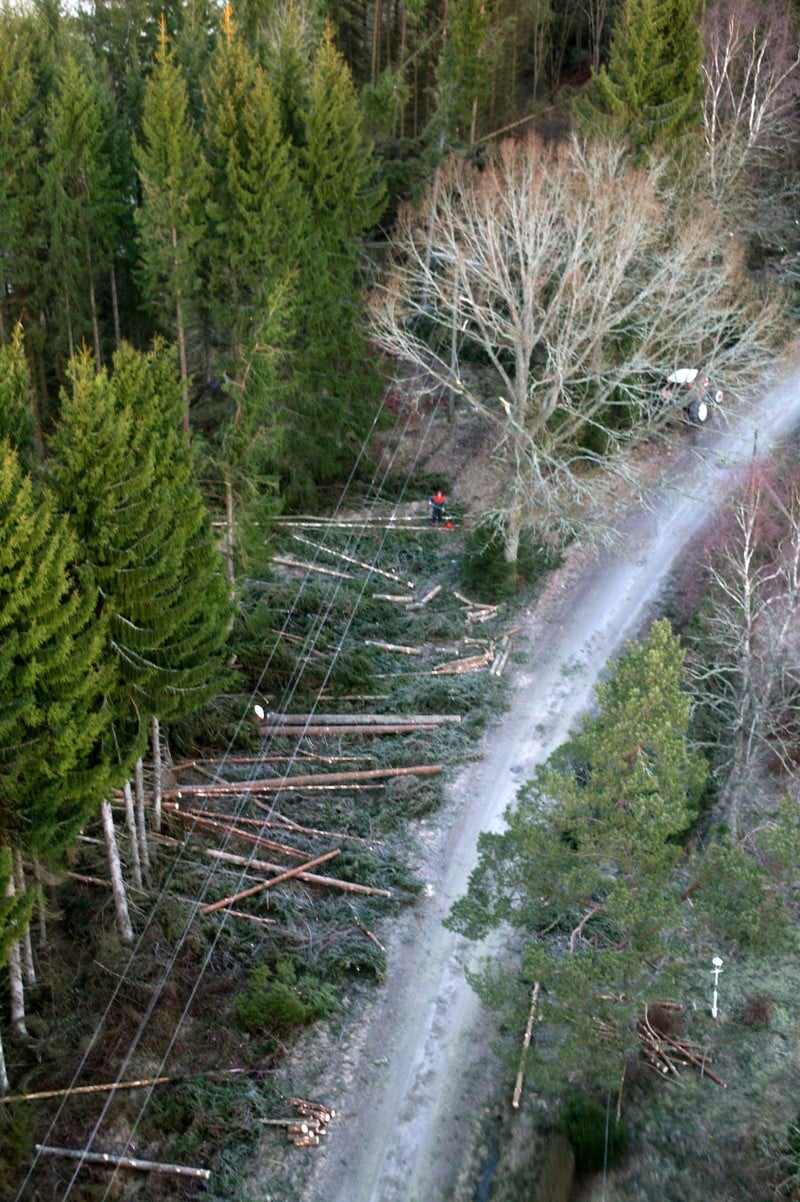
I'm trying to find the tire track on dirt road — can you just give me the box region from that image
[300,369,800,1202]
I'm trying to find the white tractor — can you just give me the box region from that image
[660,368,723,426]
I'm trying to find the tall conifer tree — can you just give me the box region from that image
[579,0,703,150]
[289,23,386,502]
[43,52,118,367]
[135,18,209,430]
[0,324,36,467]
[48,344,232,753]
[448,620,708,1091]
[0,440,113,858]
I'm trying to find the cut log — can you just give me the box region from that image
[34,1145,210,1180]
[512,982,540,1110]
[259,713,460,726]
[215,909,278,927]
[185,807,379,846]
[291,534,414,588]
[407,584,442,610]
[272,555,354,580]
[163,763,442,799]
[363,640,422,656]
[205,849,391,897]
[166,810,310,860]
[432,650,493,675]
[1,1075,174,1105]
[201,849,341,914]
[257,723,435,737]
[354,915,386,953]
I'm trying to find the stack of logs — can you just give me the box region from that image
[265,1096,336,1147]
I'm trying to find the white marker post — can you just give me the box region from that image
[711,956,723,1018]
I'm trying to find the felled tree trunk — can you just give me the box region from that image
[122,782,143,890]
[4,874,26,1035]
[32,857,47,947]
[0,1026,8,1093]
[101,800,133,944]
[12,851,34,985]
[134,758,150,873]
[152,716,163,834]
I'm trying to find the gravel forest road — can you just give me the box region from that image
[300,370,800,1202]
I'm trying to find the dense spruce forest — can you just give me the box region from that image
[2,0,800,1197]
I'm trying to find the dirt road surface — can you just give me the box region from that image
[299,370,800,1202]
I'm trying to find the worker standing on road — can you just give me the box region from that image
[429,488,446,524]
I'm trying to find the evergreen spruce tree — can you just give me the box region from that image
[0,15,36,338]
[202,7,302,558]
[579,0,703,150]
[202,7,302,378]
[48,344,232,755]
[437,0,493,146]
[134,17,209,429]
[447,620,708,1092]
[289,23,386,503]
[42,51,119,368]
[0,323,36,468]
[0,439,114,857]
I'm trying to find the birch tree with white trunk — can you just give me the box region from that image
[685,463,800,831]
[701,0,800,222]
[370,133,784,562]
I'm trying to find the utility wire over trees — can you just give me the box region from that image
[370,132,784,564]
[446,619,797,1097]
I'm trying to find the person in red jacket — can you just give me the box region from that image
[429,488,446,524]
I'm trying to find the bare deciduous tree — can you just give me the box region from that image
[701,0,800,216]
[370,133,783,561]
[686,462,800,830]
[583,0,615,73]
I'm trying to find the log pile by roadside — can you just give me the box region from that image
[260,1096,336,1148]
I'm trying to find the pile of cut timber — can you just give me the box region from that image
[261,1096,336,1148]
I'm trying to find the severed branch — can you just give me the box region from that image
[354,914,386,953]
